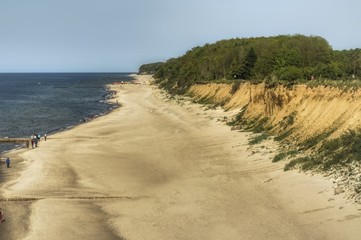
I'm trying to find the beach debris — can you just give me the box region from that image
[231,125,241,130]
[264,178,273,183]
[334,186,345,195]
[355,194,361,204]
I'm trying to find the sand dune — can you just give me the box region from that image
[1,75,361,239]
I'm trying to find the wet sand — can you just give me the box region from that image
[1,75,361,239]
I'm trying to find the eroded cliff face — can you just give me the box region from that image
[188,83,361,145]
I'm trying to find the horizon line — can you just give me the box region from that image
[0,71,138,74]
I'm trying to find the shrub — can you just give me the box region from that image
[249,132,269,145]
[272,150,298,162]
[274,66,304,81]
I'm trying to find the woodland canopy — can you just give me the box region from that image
[139,35,361,93]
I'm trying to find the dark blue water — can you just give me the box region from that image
[0,73,133,154]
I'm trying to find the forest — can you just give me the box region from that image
[139,35,361,94]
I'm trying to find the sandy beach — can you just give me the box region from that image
[1,74,361,240]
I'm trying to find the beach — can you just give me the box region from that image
[1,74,361,240]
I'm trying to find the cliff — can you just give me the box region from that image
[187,82,361,199]
[188,82,361,146]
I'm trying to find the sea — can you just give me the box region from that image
[0,73,133,155]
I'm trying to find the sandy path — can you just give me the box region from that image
[1,80,361,239]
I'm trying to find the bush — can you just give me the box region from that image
[272,150,298,162]
[274,66,304,81]
[284,156,315,171]
[249,132,269,145]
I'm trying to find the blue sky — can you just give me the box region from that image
[0,0,360,72]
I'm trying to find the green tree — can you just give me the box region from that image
[148,34,353,92]
[237,47,257,79]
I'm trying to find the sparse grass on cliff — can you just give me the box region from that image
[284,129,361,171]
[305,79,361,90]
[279,112,297,129]
[249,132,269,145]
[272,150,299,162]
[226,106,248,126]
[274,129,294,142]
[265,78,361,90]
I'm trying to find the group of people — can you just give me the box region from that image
[0,133,49,225]
[2,133,48,169]
[29,133,47,149]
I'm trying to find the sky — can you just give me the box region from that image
[0,0,360,72]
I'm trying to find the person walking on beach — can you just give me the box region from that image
[5,157,10,168]
[31,135,35,148]
[44,133,47,141]
[0,209,5,223]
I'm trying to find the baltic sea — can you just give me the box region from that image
[0,73,132,154]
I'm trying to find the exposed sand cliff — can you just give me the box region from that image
[188,82,361,201]
[189,82,361,145]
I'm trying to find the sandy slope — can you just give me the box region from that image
[1,75,361,240]
[189,82,361,144]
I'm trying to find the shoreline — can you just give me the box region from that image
[1,74,361,239]
[0,73,126,158]
[0,78,125,189]
[0,76,127,238]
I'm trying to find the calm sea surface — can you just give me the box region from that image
[0,73,133,154]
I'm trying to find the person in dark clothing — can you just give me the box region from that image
[5,157,10,168]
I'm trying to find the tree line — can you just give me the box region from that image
[139,35,361,93]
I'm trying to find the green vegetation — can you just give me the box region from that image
[249,132,269,145]
[139,35,361,94]
[284,129,361,171]
[138,62,164,74]
[226,105,248,126]
[299,127,338,150]
[272,150,299,162]
[279,112,297,130]
[246,117,271,133]
[139,34,361,174]
[274,129,294,142]
[283,156,321,171]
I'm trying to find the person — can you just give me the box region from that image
[5,157,10,168]
[44,133,47,141]
[31,135,35,148]
[0,209,5,223]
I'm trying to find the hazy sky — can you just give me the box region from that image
[0,0,360,72]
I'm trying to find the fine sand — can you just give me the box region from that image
[1,75,361,239]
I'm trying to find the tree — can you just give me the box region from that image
[237,47,257,79]
[147,34,352,93]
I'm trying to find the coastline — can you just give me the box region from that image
[1,74,361,239]
[0,78,123,188]
[0,76,125,239]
